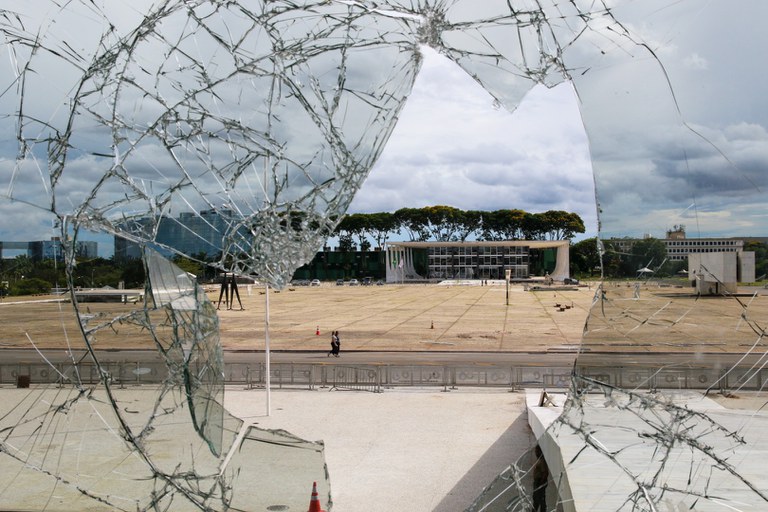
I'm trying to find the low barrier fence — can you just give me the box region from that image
[1,361,766,393]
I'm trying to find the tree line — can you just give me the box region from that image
[571,237,691,278]
[0,255,146,297]
[334,206,586,251]
[0,253,214,297]
[4,237,766,296]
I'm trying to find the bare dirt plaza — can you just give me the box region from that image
[1,280,765,356]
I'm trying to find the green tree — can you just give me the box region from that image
[120,258,146,288]
[521,212,544,240]
[570,237,601,277]
[630,238,667,273]
[394,208,429,241]
[10,277,52,296]
[9,255,33,281]
[459,210,483,241]
[480,209,527,240]
[335,213,367,249]
[173,256,204,278]
[538,210,586,240]
[601,248,624,278]
[338,233,356,252]
[601,239,634,277]
[367,212,399,248]
[423,205,466,241]
[745,241,768,280]
[31,259,66,288]
[341,206,587,245]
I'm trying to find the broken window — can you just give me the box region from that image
[1,1,767,510]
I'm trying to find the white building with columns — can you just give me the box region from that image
[385,240,571,283]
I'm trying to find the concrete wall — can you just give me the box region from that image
[689,252,738,294]
[739,251,756,283]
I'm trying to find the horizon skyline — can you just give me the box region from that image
[3,223,767,262]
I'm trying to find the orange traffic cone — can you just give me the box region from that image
[316,326,320,336]
[306,481,326,512]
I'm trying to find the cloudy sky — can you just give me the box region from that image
[1,0,767,260]
[350,47,597,237]
[0,51,599,256]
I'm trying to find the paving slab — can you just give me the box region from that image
[224,387,532,512]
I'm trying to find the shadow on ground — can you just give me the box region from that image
[432,411,534,512]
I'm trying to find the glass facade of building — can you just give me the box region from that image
[0,239,97,261]
[114,209,235,261]
[427,245,530,280]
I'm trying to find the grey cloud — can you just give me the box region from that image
[440,143,528,167]
[0,201,56,241]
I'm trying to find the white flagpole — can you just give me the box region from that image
[264,283,271,416]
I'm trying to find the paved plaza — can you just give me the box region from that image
[224,386,531,512]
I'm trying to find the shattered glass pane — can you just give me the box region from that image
[467,446,556,512]
[1,1,767,511]
[144,248,226,456]
[0,0,428,289]
[0,248,329,510]
[550,383,768,510]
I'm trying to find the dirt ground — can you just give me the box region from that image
[214,281,592,352]
[0,282,589,351]
[1,280,765,353]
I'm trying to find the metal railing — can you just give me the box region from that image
[243,363,319,390]
[328,366,382,392]
[1,362,764,393]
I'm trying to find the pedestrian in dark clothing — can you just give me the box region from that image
[532,445,549,512]
[328,331,340,357]
[333,331,341,357]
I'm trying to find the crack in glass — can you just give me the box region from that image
[1,1,767,510]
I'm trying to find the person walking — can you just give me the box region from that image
[328,331,338,357]
[334,331,341,357]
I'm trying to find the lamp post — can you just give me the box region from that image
[264,283,271,416]
[505,269,511,306]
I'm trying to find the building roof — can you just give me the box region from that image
[386,240,569,249]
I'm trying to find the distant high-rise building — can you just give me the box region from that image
[0,238,97,261]
[114,209,234,261]
[78,240,98,259]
